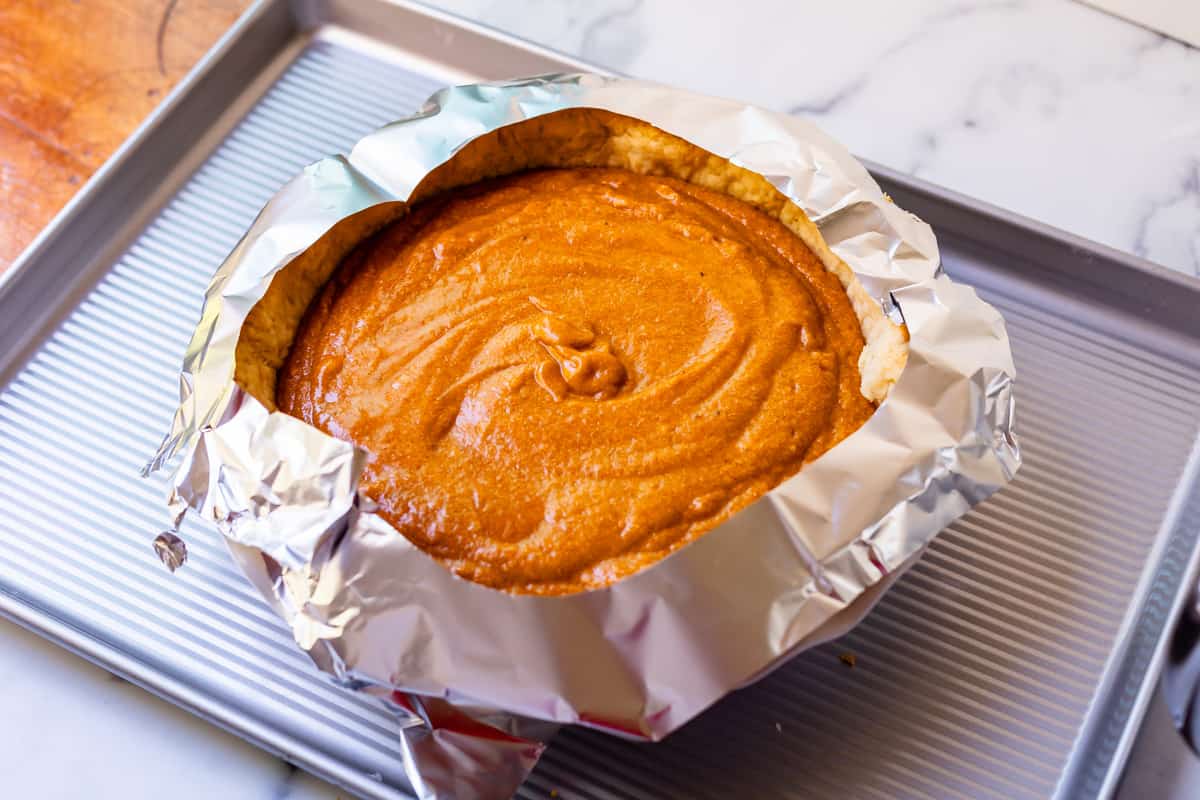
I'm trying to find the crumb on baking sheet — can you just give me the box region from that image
[839,652,857,668]
[774,722,782,733]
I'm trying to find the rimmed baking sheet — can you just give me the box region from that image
[1,1,1198,798]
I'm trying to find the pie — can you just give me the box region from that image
[235,109,907,595]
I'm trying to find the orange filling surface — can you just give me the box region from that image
[277,167,875,594]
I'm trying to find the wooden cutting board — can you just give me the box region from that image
[0,0,250,275]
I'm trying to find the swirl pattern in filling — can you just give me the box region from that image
[277,167,876,594]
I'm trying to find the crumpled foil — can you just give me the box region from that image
[146,74,1020,799]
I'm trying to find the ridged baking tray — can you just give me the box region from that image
[1,1,1199,798]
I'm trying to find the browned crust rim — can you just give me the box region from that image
[234,107,907,410]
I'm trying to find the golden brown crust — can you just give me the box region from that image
[235,108,906,411]
[236,204,405,409]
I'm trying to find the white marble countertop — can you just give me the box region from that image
[2,1,1198,798]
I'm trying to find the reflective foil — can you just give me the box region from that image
[147,75,1020,798]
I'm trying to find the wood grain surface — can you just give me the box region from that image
[0,0,251,274]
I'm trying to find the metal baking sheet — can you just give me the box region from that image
[1,1,1199,798]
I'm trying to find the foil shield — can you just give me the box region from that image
[148,74,1020,799]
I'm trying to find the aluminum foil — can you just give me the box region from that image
[147,74,1020,798]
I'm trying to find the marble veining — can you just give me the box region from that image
[1,1,1196,799]
[436,0,1200,275]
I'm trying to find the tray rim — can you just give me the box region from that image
[1076,437,1200,798]
[1,1,1198,798]
[0,584,410,800]
[7,1,1200,306]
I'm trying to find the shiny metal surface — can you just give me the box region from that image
[156,74,1017,787]
[521,292,1200,800]
[1,1,1198,798]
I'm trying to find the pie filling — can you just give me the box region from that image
[277,167,876,594]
